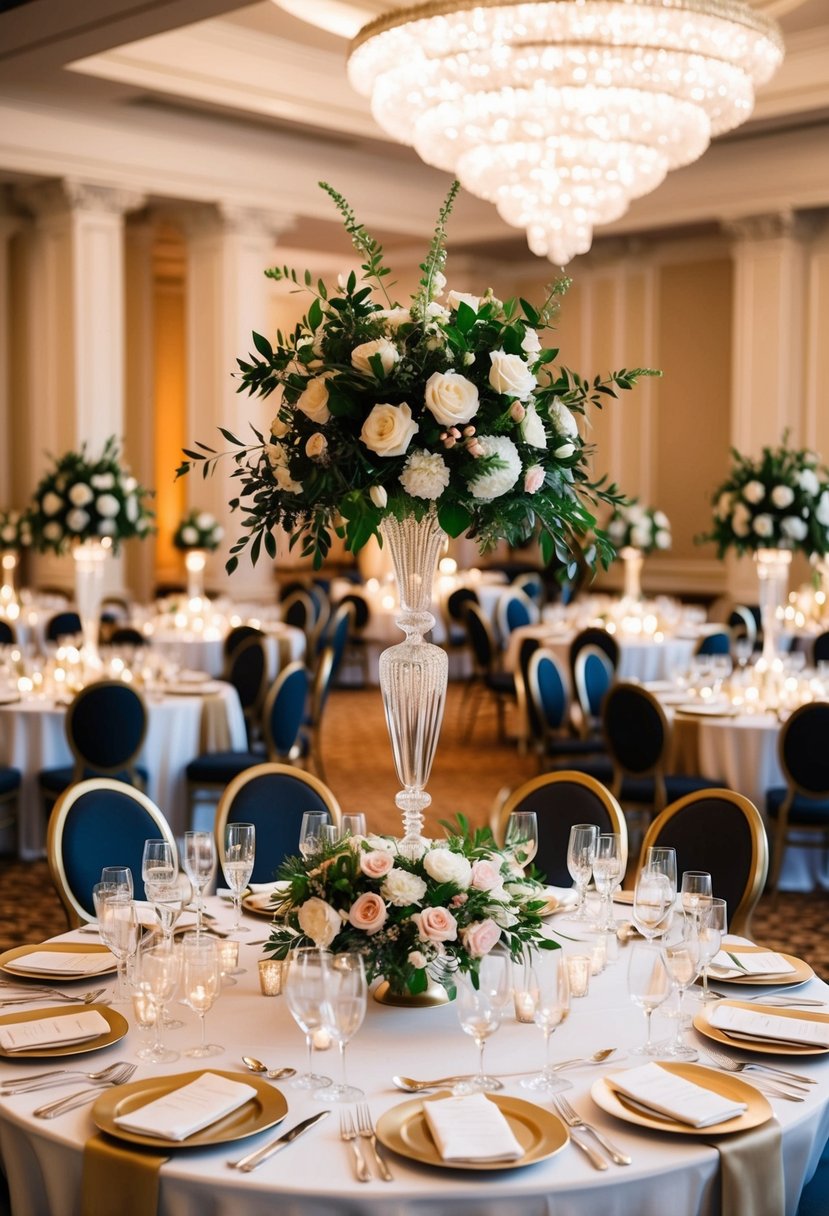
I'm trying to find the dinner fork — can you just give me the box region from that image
[1,1060,130,1094]
[355,1104,393,1181]
[0,987,106,1007]
[701,1045,816,1087]
[338,1110,370,1182]
[550,1094,632,1166]
[32,1063,137,1118]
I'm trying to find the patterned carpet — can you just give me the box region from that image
[1,682,827,978]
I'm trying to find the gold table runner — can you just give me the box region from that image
[82,1133,170,1216]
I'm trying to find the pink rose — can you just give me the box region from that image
[359,850,394,879]
[461,918,501,958]
[470,859,501,891]
[450,893,467,907]
[411,906,458,944]
[347,891,387,936]
[524,464,545,494]
[509,401,526,423]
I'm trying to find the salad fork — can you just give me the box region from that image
[701,1045,816,1087]
[339,1110,370,1182]
[1,1061,129,1094]
[33,1063,137,1118]
[550,1094,632,1165]
[355,1104,392,1181]
[0,987,106,1007]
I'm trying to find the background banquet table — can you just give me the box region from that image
[0,685,247,858]
[0,899,827,1216]
[145,624,306,681]
[503,623,703,687]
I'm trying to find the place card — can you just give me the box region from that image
[710,950,796,977]
[607,1063,747,1128]
[0,1010,110,1051]
[5,951,116,976]
[709,1005,829,1048]
[113,1072,257,1141]
[422,1094,523,1162]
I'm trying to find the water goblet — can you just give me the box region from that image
[505,811,538,871]
[680,871,713,925]
[93,886,138,1004]
[100,866,133,898]
[222,822,255,935]
[283,946,332,1091]
[662,924,702,1059]
[340,813,367,838]
[567,823,598,920]
[183,830,215,934]
[138,942,180,1063]
[298,812,330,859]
[592,833,623,931]
[141,839,179,940]
[520,950,572,1094]
[627,942,671,1056]
[644,846,678,900]
[182,935,223,1058]
[632,869,673,942]
[696,897,727,1002]
[453,951,512,1094]
[315,952,367,1103]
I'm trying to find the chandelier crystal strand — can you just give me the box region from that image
[349,0,783,264]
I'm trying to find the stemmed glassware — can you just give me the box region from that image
[183,831,215,934]
[283,947,332,1091]
[136,942,180,1063]
[93,884,138,1004]
[141,840,183,942]
[592,833,623,931]
[696,897,727,1002]
[567,824,598,920]
[340,813,367,838]
[453,951,512,1093]
[632,868,674,942]
[222,823,255,935]
[520,950,572,1094]
[101,866,134,897]
[627,942,671,1056]
[315,952,367,1103]
[644,847,678,900]
[681,871,713,925]
[298,812,330,858]
[182,935,223,1058]
[505,811,538,871]
[662,922,702,1059]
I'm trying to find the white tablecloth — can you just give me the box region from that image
[148,626,305,680]
[504,625,699,687]
[0,900,827,1216]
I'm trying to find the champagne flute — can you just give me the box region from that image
[315,952,367,1102]
[222,822,255,935]
[644,846,678,900]
[93,886,138,1004]
[520,950,572,1094]
[567,823,598,920]
[592,833,623,932]
[662,923,702,1059]
[696,897,727,1002]
[505,811,538,871]
[138,943,180,1063]
[182,935,223,1058]
[141,840,178,940]
[284,946,332,1091]
[680,871,713,925]
[633,868,674,942]
[298,812,330,859]
[183,831,215,934]
[453,951,512,1093]
[627,942,671,1056]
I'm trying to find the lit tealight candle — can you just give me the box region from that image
[218,939,240,975]
[590,938,607,975]
[567,955,591,998]
[513,990,536,1023]
[257,958,285,996]
[312,1027,332,1050]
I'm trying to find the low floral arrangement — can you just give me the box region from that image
[178,181,656,573]
[0,509,32,550]
[264,817,556,996]
[173,509,223,552]
[699,439,829,557]
[607,501,671,554]
[29,437,154,555]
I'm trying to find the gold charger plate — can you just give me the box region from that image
[592,1062,771,1135]
[92,1069,287,1149]
[694,1000,829,1056]
[0,1004,127,1059]
[242,893,277,918]
[0,942,117,980]
[375,1091,568,1171]
[707,947,813,987]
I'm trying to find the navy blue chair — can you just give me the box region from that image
[226,635,269,746]
[460,601,516,742]
[766,702,829,895]
[728,605,758,649]
[337,592,371,686]
[223,624,265,661]
[214,762,341,886]
[512,571,544,605]
[527,648,607,771]
[39,681,149,808]
[281,589,316,651]
[573,643,615,739]
[495,587,536,644]
[0,765,22,854]
[302,610,353,782]
[0,620,16,645]
[695,630,731,657]
[45,610,82,642]
[108,626,147,647]
[797,1135,829,1215]
[812,632,829,665]
[47,778,176,927]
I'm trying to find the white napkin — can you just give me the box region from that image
[422,1094,523,1162]
[0,1010,110,1052]
[248,881,290,896]
[113,1072,258,1142]
[133,902,199,932]
[607,1063,747,1128]
[544,886,579,912]
[710,950,796,978]
[709,1005,829,1048]
[5,951,116,976]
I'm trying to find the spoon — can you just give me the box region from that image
[241,1056,297,1081]
[393,1049,618,1092]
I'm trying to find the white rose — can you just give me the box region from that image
[123,477,137,494]
[377,307,411,329]
[521,328,541,355]
[305,433,328,460]
[550,400,579,438]
[351,338,400,377]
[43,521,62,541]
[365,833,397,854]
[90,473,115,490]
[654,510,670,528]
[213,525,224,541]
[798,469,820,497]
[655,529,671,550]
[181,526,199,545]
[817,492,829,527]
[66,508,90,532]
[447,290,481,313]
[297,897,342,948]
[274,466,303,494]
[743,480,765,505]
[426,301,450,322]
[781,515,808,541]
[732,502,751,537]
[771,485,795,509]
[270,413,291,439]
[195,512,215,530]
[753,513,774,538]
[424,371,479,427]
[423,848,473,888]
[125,496,139,523]
[98,519,116,536]
[360,402,418,458]
[488,350,536,400]
[68,483,93,507]
[96,494,120,519]
[399,450,450,500]
[380,868,427,907]
[468,435,521,500]
[295,375,331,425]
[266,442,288,471]
[608,519,627,543]
[554,442,575,459]
[520,403,547,449]
[631,523,652,548]
[369,485,388,509]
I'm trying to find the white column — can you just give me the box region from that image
[124,218,156,604]
[0,198,21,508]
[182,204,294,600]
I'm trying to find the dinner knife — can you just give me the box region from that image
[229,1110,331,1172]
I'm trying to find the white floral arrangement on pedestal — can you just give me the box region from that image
[607,501,671,554]
[173,509,224,552]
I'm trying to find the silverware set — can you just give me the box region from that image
[0,986,107,1007]
[339,1106,392,1181]
[700,1044,816,1100]
[550,1094,632,1170]
[1,1060,130,1095]
[33,1062,137,1118]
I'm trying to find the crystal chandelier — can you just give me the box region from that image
[347,1,784,264]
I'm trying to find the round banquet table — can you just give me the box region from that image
[0,900,827,1216]
[146,625,305,680]
[504,625,700,687]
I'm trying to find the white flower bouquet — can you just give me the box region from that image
[29,436,154,554]
[173,509,224,552]
[265,816,556,997]
[700,439,829,557]
[607,501,671,554]
[0,509,32,550]
[178,182,657,572]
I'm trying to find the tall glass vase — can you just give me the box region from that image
[755,547,792,663]
[378,510,448,862]
[72,539,108,669]
[620,546,644,601]
[185,549,207,601]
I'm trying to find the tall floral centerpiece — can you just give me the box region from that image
[173,509,223,601]
[178,181,655,862]
[0,509,32,620]
[607,501,671,600]
[29,437,154,665]
[700,440,829,661]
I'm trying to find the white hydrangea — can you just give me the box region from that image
[798,469,820,497]
[468,435,521,500]
[781,515,808,541]
[753,514,774,538]
[91,473,115,491]
[196,512,215,530]
[43,521,62,541]
[743,480,765,505]
[655,529,671,550]
[66,508,90,532]
[181,526,199,545]
[68,483,94,507]
[96,494,120,518]
[732,502,752,537]
[125,496,139,523]
[98,519,116,536]
[42,491,63,516]
[631,523,653,549]
[381,868,427,907]
[817,492,829,527]
[399,450,450,500]
[771,485,795,509]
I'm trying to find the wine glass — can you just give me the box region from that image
[222,822,255,935]
[627,942,671,1056]
[680,871,713,925]
[592,833,623,931]
[137,942,180,1063]
[182,935,223,1058]
[696,897,728,1002]
[632,868,674,942]
[298,812,330,859]
[644,846,678,900]
[183,831,215,934]
[93,886,138,1004]
[566,824,598,920]
[520,950,572,1094]
[141,840,179,940]
[505,811,538,871]
[100,866,133,898]
[315,952,367,1102]
[453,951,512,1093]
[340,813,367,838]
[283,946,332,1091]
[662,923,702,1059]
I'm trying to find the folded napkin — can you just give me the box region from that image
[113,1072,257,1142]
[710,950,796,978]
[709,1005,829,1048]
[249,881,290,896]
[422,1094,523,1162]
[607,1063,747,1128]
[0,1009,110,1052]
[544,886,579,913]
[5,950,116,976]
